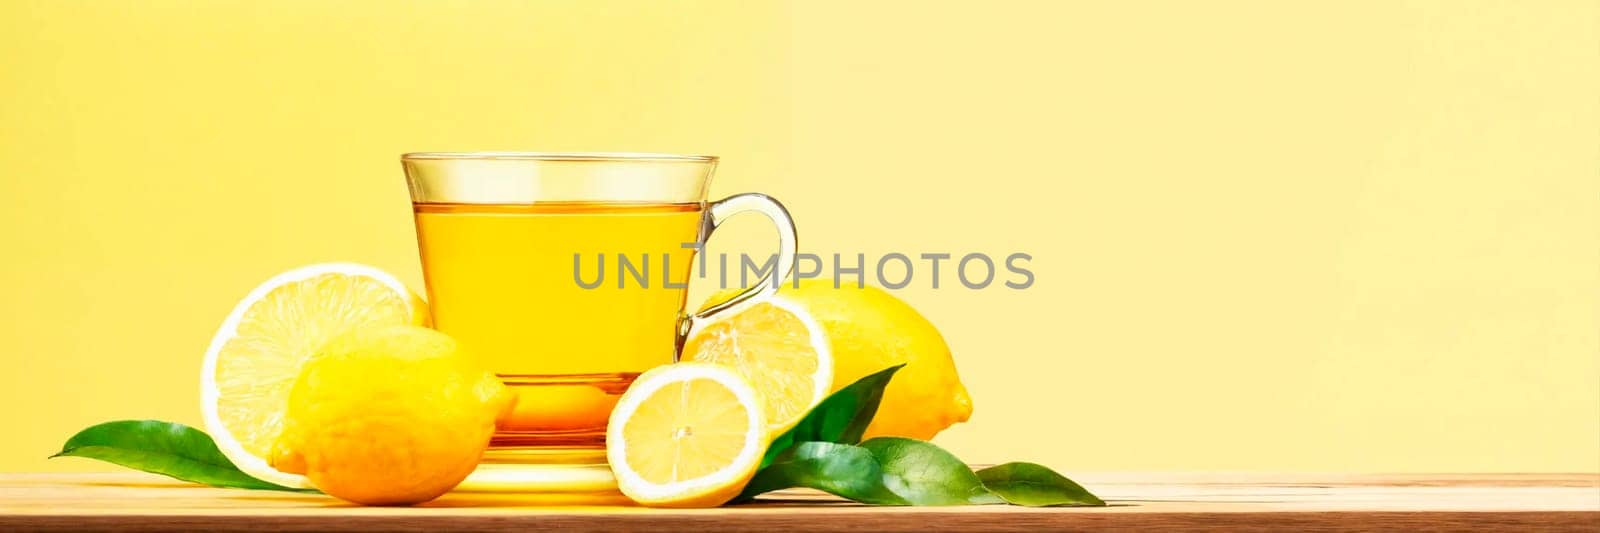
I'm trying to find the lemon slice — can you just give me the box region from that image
[683,296,832,435]
[200,263,427,489]
[605,363,766,507]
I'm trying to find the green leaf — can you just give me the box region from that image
[52,420,308,492]
[761,364,903,469]
[736,441,907,505]
[860,437,993,505]
[976,462,1105,507]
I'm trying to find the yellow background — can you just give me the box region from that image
[2,0,1596,473]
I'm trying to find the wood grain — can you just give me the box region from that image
[0,472,1595,532]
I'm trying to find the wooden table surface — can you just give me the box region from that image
[1,472,1596,531]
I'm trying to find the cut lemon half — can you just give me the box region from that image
[200,263,428,489]
[606,363,766,507]
[683,296,832,436]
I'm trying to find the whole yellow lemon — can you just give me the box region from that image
[706,280,972,440]
[270,325,513,505]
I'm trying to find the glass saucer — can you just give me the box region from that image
[456,462,618,494]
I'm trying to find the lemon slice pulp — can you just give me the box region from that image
[606,363,765,507]
[683,297,832,435]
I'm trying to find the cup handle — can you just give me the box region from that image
[676,193,798,357]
